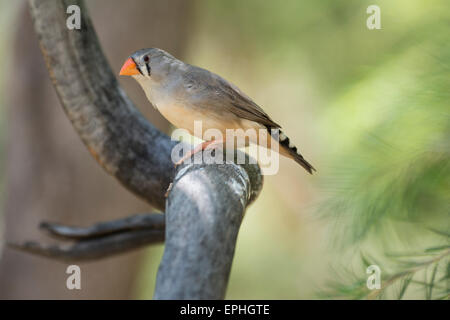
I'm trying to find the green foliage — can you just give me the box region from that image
[322,238,449,300]
[320,35,449,244]
[313,1,450,298]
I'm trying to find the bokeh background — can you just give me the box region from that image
[0,0,448,299]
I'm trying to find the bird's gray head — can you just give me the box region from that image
[119,48,181,83]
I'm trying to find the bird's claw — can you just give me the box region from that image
[164,182,173,198]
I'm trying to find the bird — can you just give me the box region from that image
[119,48,315,174]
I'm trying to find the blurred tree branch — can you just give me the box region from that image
[40,213,165,240]
[10,213,165,262]
[30,0,177,209]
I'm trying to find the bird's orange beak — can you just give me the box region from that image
[119,57,140,76]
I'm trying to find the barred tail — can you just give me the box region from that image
[268,127,316,174]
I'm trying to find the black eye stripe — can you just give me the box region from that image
[146,63,151,76]
[131,56,144,76]
[138,65,144,76]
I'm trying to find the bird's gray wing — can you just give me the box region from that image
[183,65,281,128]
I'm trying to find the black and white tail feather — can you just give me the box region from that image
[268,127,316,174]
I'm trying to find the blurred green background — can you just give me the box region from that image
[0,0,448,299]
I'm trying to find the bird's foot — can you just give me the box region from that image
[164,182,173,198]
[174,140,222,167]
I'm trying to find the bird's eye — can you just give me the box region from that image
[143,55,150,63]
